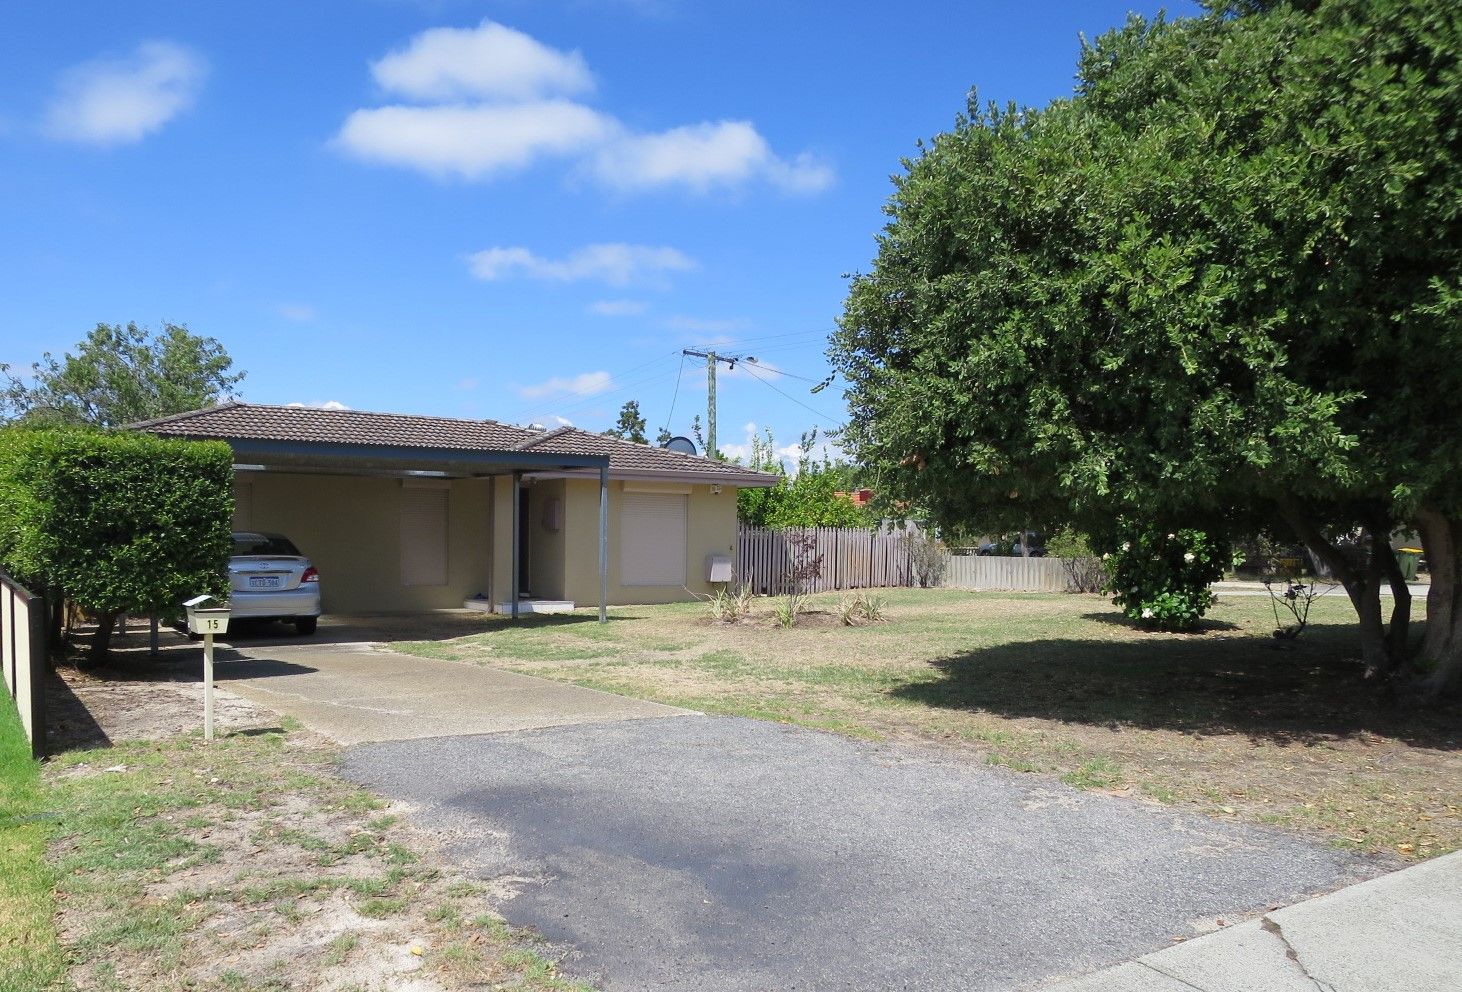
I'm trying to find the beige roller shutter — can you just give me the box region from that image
[401,486,449,586]
[621,492,687,586]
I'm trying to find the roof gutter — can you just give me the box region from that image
[169,436,610,473]
[526,466,782,488]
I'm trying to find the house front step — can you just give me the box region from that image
[463,597,576,615]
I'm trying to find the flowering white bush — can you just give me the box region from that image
[1102,524,1229,631]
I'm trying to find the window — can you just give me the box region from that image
[401,486,449,586]
[232,533,302,557]
[620,492,687,586]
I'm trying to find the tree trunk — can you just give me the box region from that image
[1370,517,1411,673]
[89,608,118,665]
[1278,501,1393,677]
[1349,538,1391,679]
[1417,509,1462,697]
[46,587,65,660]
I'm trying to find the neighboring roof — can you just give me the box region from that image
[131,402,780,486]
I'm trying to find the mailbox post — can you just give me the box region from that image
[184,595,231,741]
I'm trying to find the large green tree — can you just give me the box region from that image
[1,322,245,427]
[831,0,1462,694]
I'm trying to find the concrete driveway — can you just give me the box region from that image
[343,716,1381,992]
[211,627,687,745]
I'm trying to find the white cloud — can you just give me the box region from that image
[518,370,612,399]
[591,120,833,194]
[371,20,593,101]
[335,101,612,179]
[588,299,648,317]
[287,400,350,411]
[45,41,206,146]
[336,24,832,195]
[549,414,575,427]
[468,243,695,287]
[276,303,316,322]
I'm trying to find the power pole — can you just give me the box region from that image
[681,349,753,457]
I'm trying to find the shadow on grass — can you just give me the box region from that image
[1080,611,1242,633]
[890,621,1462,750]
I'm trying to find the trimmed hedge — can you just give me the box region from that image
[0,427,233,655]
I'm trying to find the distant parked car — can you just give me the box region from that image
[228,532,321,634]
[977,532,1047,557]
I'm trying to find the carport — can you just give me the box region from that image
[133,404,613,623]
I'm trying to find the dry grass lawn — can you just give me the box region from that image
[393,589,1462,862]
[32,670,591,992]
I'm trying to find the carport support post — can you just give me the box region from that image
[511,470,522,622]
[598,464,608,625]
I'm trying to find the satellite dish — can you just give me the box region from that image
[663,436,697,456]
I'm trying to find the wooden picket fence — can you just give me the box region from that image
[943,554,1072,592]
[736,526,916,595]
[736,525,1099,595]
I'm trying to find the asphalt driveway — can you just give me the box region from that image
[344,716,1380,992]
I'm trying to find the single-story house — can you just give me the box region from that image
[134,402,779,617]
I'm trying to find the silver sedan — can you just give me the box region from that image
[229,532,322,634]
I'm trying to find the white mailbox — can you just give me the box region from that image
[184,594,231,636]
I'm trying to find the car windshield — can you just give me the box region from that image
[232,533,302,557]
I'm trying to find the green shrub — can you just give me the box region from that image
[0,427,234,659]
[836,591,886,626]
[1101,524,1228,631]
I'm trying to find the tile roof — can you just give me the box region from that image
[132,402,778,483]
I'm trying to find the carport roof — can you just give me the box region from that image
[132,402,781,486]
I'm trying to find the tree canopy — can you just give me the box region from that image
[1,322,245,427]
[605,400,649,445]
[830,0,1462,693]
[737,428,876,528]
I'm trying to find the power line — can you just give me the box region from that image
[532,364,685,422]
[663,353,687,435]
[745,364,822,384]
[703,328,833,347]
[741,362,843,427]
[508,350,680,422]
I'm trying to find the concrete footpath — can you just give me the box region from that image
[1042,850,1462,991]
[1211,579,1429,599]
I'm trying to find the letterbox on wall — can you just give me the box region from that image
[706,554,733,583]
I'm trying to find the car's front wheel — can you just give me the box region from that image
[294,617,318,635]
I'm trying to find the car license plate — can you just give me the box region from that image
[248,576,281,589]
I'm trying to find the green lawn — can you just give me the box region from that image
[393,589,1462,860]
[0,698,62,992]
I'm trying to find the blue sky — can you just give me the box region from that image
[0,0,1200,465]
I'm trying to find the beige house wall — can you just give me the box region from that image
[235,472,492,612]
[234,470,741,613]
[525,478,568,601]
[555,478,738,606]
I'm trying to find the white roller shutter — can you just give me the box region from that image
[621,492,687,586]
[401,486,449,586]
